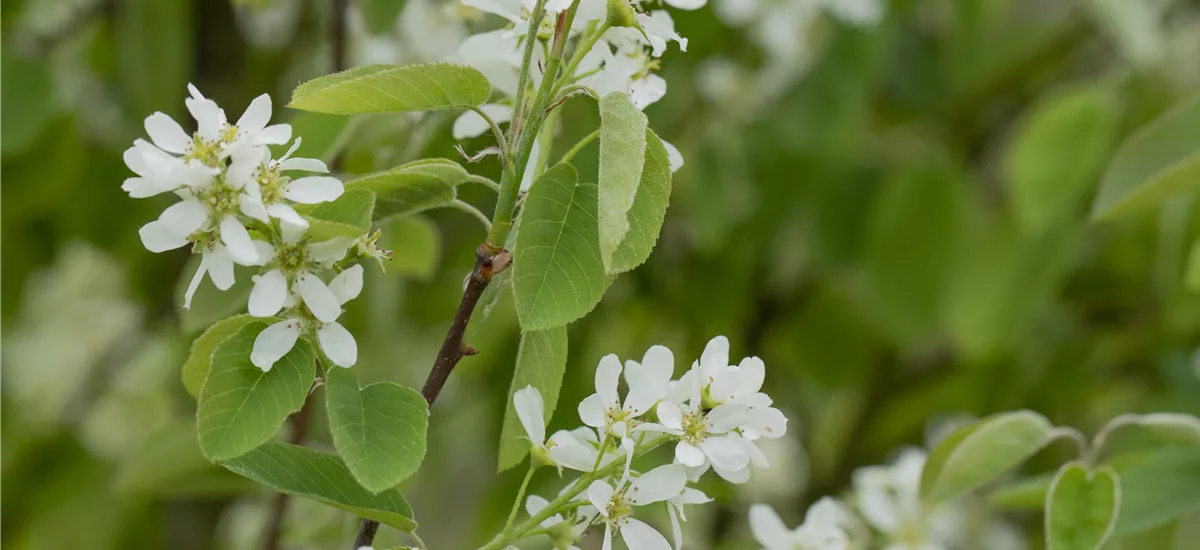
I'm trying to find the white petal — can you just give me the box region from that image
[525,494,549,515]
[251,319,303,371]
[240,193,270,223]
[587,481,614,516]
[144,112,192,154]
[256,124,292,145]
[306,237,355,264]
[252,240,276,266]
[452,103,512,139]
[657,401,684,431]
[158,200,209,237]
[329,265,364,304]
[699,434,750,471]
[248,269,288,317]
[183,260,208,309]
[746,407,788,439]
[296,271,342,322]
[548,442,597,471]
[627,464,686,506]
[706,402,750,433]
[709,367,741,403]
[138,220,189,252]
[668,504,683,550]
[737,356,766,395]
[664,0,705,10]
[630,74,667,110]
[741,438,769,468]
[749,504,793,550]
[578,394,606,428]
[122,177,171,198]
[318,321,357,367]
[712,463,751,484]
[236,94,273,132]
[284,176,344,204]
[185,94,226,141]
[461,0,523,23]
[662,140,684,173]
[279,157,329,173]
[595,354,622,408]
[513,386,546,445]
[220,216,261,265]
[699,335,729,378]
[620,518,671,550]
[206,247,236,290]
[603,525,613,550]
[675,441,706,468]
[266,203,309,229]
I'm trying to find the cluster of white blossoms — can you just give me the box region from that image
[510,336,788,549]
[123,85,377,371]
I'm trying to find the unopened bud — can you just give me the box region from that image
[606,0,638,29]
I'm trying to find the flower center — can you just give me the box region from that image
[187,134,223,166]
[605,491,633,525]
[277,244,306,272]
[681,410,708,445]
[199,177,243,217]
[258,167,287,205]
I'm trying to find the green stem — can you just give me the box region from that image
[507,0,549,147]
[560,128,599,164]
[503,465,539,535]
[466,174,502,193]
[449,199,493,231]
[531,105,562,180]
[554,21,611,92]
[468,105,511,165]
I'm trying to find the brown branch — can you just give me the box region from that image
[353,244,508,548]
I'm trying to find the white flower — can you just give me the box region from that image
[588,464,687,550]
[578,346,674,440]
[852,449,964,550]
[187,86,292,159]
[515,386,620,471]
[226,138,343,227]
[750,498,849,550]
[249,264,363,370]
[667,487,711,550]
[689,335,787,438]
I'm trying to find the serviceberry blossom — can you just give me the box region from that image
[578,346,674,444]
[250,263,363,370]
[750,498,850,550]
[226,138,343,228]
[851,449,964,550]
[588,464,687,550]
[514,386,617,471]
[667,487,711,549]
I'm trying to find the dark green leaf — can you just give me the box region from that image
[289,63,490,114]
[347,158,473,220]
[326,368,428,493]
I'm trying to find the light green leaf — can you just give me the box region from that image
[990,472,1056,510]
[513,163,608,330]
[301,187,376,242]
[1116,446,1200,534]
[289,63,490,114]
[1046,462,1120,550]
[597,92,648,270]
[288,111,356,162]
[608,129,672,274]
[1093,94,1200,220]
[182,315,268,398]
[497,327,568,471]
[222,442,418,532]
[1005,85,1119,232]
[381,214,441,280]
[196,325,316,461]
[921,410,1057,504]
[1104,413,1200,446]
[325,368,428,494]
[347,158,473,220]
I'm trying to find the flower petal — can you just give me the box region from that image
[248,269,289,317]
[182,260,208,310]
[144,112,192,155]
[595,354,622,408]
[159,200,209,237]
[185,96,227,141]
[578,394,606,428]
[699,335,729,378]
[745,407,788,439]
[138,220,190,252]
[620,518,672,550]
[220,216,261,265]
[675,441,706,468]
[452,103,512,140]
[284,176,344,204]
[662,139,684,173]
[698,434,750,471]
[628,464,686,506]
[749,504,793,550]
[240,193,270,223]
[278,157,329,173]
[328,265,364,305]
[318,321,357,368]
[657,401,684,431]
[206,246,236,290]
[587,480,614,516]
[306,237,354,265]
[236,94,272,132]
[513,386,545,445]
[251,319,302,371]
[256,124,292,145]
[705,402,750,433]
[296,271,342,322]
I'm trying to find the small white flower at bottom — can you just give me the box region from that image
[249,265,363,370]
[750,498,849,550]
[588,464,687,550]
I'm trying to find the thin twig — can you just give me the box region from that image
[450,199,495,231]
[560,129,599,164]
[466,174,503,193]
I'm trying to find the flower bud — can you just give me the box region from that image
[606,0,638,29]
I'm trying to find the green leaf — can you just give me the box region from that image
[921,410,1057,504]
[222,442,417,532]
[1046,462,1120,550]
[116,0,192,119]
[288,111,356,162]
[196,325,316,461]
[381,214,441,280]
[347,158,473,220]
[597,92,648,270]
[990,472,1056,509]
[608,129,672,274]
[325,368,429,494]
[513,163,609,330]
[1116,446,1200,534]
[1,53,55,158]
[497,327,568,471]
[289,63,490,114]
[1107,413,1200,445]
[1093,94,1200,220]
[1005,85,1119,232]
[301,187,376,242]
[182,315,268,398]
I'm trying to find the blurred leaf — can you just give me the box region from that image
[497,327,568,471]
[117,421,253,496]
[921,410,1057,504]
[381,214,441,279]
[1,53,55,158]
[513,163,608,330]
[197,325,316,461]
[347,158,472,220]
[991,472,1056,510]
[116,0,192,117]
[222,442,418,532]
[1093,94,1200,220]
[177,257,257,334]
[1046,462,1120,550]
[289,63,490,114]
[326,367,428,493]
[1082,0,1165,67]
[359,0,408,34]
[182,315,268,398]
[1116,446,1200,534]
[289,112,357,162]
[597,92,648,270]
[609,129,672,274]
[1187,236,1200,291]
[302,188,376,240]
[1106,413,1200,446]
[1005,85,1120,232]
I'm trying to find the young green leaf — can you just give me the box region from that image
[990,472,1056,510]
[513,163,609,330]
[1092,94,1200,220]
[1115,446,1200,534]
[325,368,429,494]
[306,188,375,230]
[497,327,568,471]
[597,92,648,270]
[196,325,316,461]
[182,315,268,398]
[608,129,672,274]
[381,214,441,280]
[347,158,473,220]
[1046,462,1120,550]
[221,442,417,532]
[289,63,490,114]
[921,410,1057,504]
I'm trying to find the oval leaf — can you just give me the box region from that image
[347,158,473,220]
[597,92,648,270]
[289,63,490,114]
[326,368,429,494]
[182,315,268,398]
[608,129,672,274]
[222,442,417,532]
[1046,463,1120,550]
[197,325,316,461]
[1092,93,1200,220]
[497,327,568,471]
[921,410,1056,504]
[513,163,608,330]
[1116,446,1200,534]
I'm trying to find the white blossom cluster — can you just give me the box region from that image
[123,86,378,371]
[511,335,789,549]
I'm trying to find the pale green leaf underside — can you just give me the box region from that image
[921,410,1055,504]
[609,129,672,274]
[497,327,568,471]
[513,163,608,330]
[221,441,418,532]
[326,368,429,494]
[197,325,315,461]
[347,158,473,220]
[288,63,490,114]
[182,315,267,398]
[1046,463,1119,550]
[1115,446,1200,534]
[1092,93,1200,220]
[597,92,648,270]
